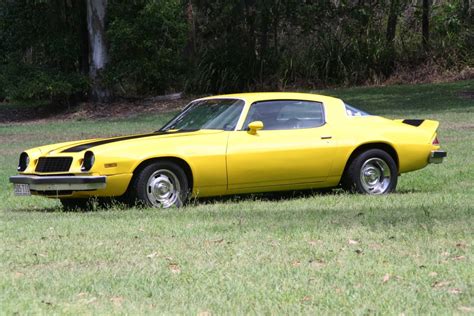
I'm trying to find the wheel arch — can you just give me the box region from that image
[342,142,399,180]
[131,156,194,190]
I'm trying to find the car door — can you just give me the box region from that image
[226,100,338,191]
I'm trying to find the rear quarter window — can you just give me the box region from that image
[345,103,371,117]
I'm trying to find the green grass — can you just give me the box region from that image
[1,81,473,314]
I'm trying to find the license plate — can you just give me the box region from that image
[14,184,31,196]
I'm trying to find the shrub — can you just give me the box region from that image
[106,0,187,96]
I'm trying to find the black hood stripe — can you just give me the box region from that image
[61,130,198,153]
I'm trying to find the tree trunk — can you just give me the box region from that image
[422,0,430,52]
[87,0,110,102]
[463,0,471,21]
[184,1,196,63]
[386,0,399,45]
[385,0,400,74]
[78,0,90,76]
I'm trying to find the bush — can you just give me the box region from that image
[0,63,88,102]
[0,0,89,103]
[106,0,187,96]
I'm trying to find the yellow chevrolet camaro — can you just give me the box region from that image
[10,92,446,209]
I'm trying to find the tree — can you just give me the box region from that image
[422,0,431,52]
[87,0,110,102]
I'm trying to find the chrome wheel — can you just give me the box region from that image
[359,158,391,194]
[146,169,181,208]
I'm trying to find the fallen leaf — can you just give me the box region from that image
[204,238,224,246]
[13,272,24,278]
[441,252,450,257]
[309,259,325,269]
[308,240,321,246]
[77,292,88,297]
[110,296,124,306]
[146,252,159,258]
[432,280,450,288]
[348,239,359,245]
[448,288,462,294]
[458,306,474,313]
[369,243,382,250]
[301,296,311,302]
[86,297,97,304]
[165,256,173,261]
[292,260,301,267]
[452,255,466,261]
[429,272,438,277]
[169,263,181,274]
[383,274,391,283]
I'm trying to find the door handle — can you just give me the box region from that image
[321,136,332,139]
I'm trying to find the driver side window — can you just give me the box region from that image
[243,100,325,130]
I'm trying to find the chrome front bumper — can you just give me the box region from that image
[9,175,106,191]
[428,150,447,164]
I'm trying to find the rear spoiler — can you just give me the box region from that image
[394,119,440,138]
[401,119,424,127]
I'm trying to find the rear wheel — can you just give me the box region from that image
[129,161,189,208]
[341,149,397,194]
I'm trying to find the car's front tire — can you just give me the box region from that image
[341,149,398,194]
[129,161,189,208]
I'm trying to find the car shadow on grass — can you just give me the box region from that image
[8,187,427,213]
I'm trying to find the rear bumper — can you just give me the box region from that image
[9,175,106,191]
[428,150,447,164]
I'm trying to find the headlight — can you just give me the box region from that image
[17,152,29,172]
[81,151,95,171]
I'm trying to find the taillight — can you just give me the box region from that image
[432,136,439,145]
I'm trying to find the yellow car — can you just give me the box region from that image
[10,92,446,209]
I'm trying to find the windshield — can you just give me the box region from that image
[160,99,245,131]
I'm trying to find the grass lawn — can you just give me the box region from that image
[1,80,473,314]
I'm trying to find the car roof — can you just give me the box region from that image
[198,92,342,104]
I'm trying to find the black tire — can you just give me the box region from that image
[127,161,190,208]
[341,149,398,194]
[60,198,93,211]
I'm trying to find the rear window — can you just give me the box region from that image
[345,103,370,117]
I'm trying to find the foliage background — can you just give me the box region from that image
[0,0,472,102]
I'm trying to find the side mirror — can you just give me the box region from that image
[248,121,264,135]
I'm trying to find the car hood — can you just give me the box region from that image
[43,129,223,155]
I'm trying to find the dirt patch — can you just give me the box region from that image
[384,64,474,86]
[0,97,194,124]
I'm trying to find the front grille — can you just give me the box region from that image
[35,157,73,173]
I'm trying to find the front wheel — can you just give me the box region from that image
[129,161,189,208]
[341,149,398,194]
